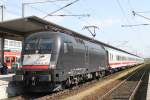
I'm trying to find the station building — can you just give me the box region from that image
[1,39,22,68]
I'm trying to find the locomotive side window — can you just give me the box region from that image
[75,38,84,44]
[63,41,73,54]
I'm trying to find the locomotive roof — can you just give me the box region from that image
[0,16,141,58]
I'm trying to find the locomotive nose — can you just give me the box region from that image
[22,54,51,69]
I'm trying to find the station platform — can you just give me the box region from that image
[0,74,14,99]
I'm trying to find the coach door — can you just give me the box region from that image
[85,46,89,68]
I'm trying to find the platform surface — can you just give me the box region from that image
[0,74,13,82]
[0,74,14,99]
[146,73,150,100]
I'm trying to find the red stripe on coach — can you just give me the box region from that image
[109,61,137,66]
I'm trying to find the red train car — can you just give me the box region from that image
[4,51,21,69]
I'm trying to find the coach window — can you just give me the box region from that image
[117,56,119,61]
[121,56,123,61]
[112,55,114,60]
[109,53,111,60]
[119,56,121,61]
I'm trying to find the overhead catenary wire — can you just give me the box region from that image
[50,2,100,37]
[121,23,150,27]
[21,0,69,17]
[20,0,92,28]
[47,14,90,17]
[126,1,148,56]
[132,11,150,21]
[114,0,142,54]
[22,0,69,5]
[116,0,130,23]
[121,11,150,27]
[28,5,49,15]
[43,0,80,18]
[53,3,91,19]
[120,1,147,56]
[127,0,150,14]
[128,0,134,11]
[2,0,23,17]
[22,0,69,17]
[52,3,94,28]
[22,0,98,37]
[24,0,91,23]
[0,0,22,20]
[135,10,150,14]
[27,2,90,18]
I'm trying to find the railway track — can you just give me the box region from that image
[8,63,146,100]
[99,68,145,100]
[9,79,99,100]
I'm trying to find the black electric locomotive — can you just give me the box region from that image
[13,32,108,92]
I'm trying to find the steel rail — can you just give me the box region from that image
[98,68,142,100]
[129,71,145,100]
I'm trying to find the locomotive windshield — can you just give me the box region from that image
[24,38,38,51]
[24,37,52,54]
[38,38,52,53]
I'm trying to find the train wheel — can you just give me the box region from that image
[64,78,72,88]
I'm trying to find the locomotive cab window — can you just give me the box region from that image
[38,38,53,53]
[24,38,38,53]
[24,37,53,54]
